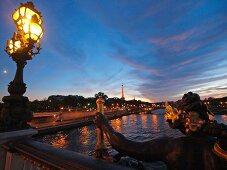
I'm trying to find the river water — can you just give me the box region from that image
[37,109,227,157]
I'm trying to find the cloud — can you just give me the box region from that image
[149,30,194,46]
[2,0,227,101]
[107,42,161,76]
[24,0,227,101]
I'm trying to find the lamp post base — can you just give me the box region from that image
[0,95,32,132]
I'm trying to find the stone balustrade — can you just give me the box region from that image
[0,129,132,170]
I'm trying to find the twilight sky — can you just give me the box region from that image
[0,0,227,102]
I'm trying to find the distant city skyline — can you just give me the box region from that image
[1,0,227,102]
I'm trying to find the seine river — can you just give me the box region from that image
[37,109,227,157]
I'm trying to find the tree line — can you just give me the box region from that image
[28,92,151,113]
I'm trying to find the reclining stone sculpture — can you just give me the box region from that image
[95,92,227,170]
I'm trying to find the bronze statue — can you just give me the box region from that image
[95,92,227,170]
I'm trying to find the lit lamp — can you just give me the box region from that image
[6,38,21,55]
[12,2,43,40]
[0,2,44,132]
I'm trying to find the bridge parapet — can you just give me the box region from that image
[1,132,132,170]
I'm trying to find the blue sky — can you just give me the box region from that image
[0,0,227,102]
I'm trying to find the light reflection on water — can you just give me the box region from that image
[220,114,227,123]
[36,111,227,156]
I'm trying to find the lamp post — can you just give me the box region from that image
[0,2,44,132]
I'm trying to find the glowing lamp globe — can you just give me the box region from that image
[23,21,43,41]
[12,2,43,42]
[6,39,21,55]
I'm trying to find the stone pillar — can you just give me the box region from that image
[96,96,106,150]
[0,61,32,132]
[95,96,110,160]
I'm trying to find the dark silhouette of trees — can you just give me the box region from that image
[28,93,227,115]
[28,94,152,113]
[94,92,108,101]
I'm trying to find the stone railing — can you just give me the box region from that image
[0,129,132,170]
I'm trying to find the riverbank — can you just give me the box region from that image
[33,110,141,136]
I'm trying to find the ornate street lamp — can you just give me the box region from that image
[0,2,44,132]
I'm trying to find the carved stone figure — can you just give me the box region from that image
[95,92,227,170]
